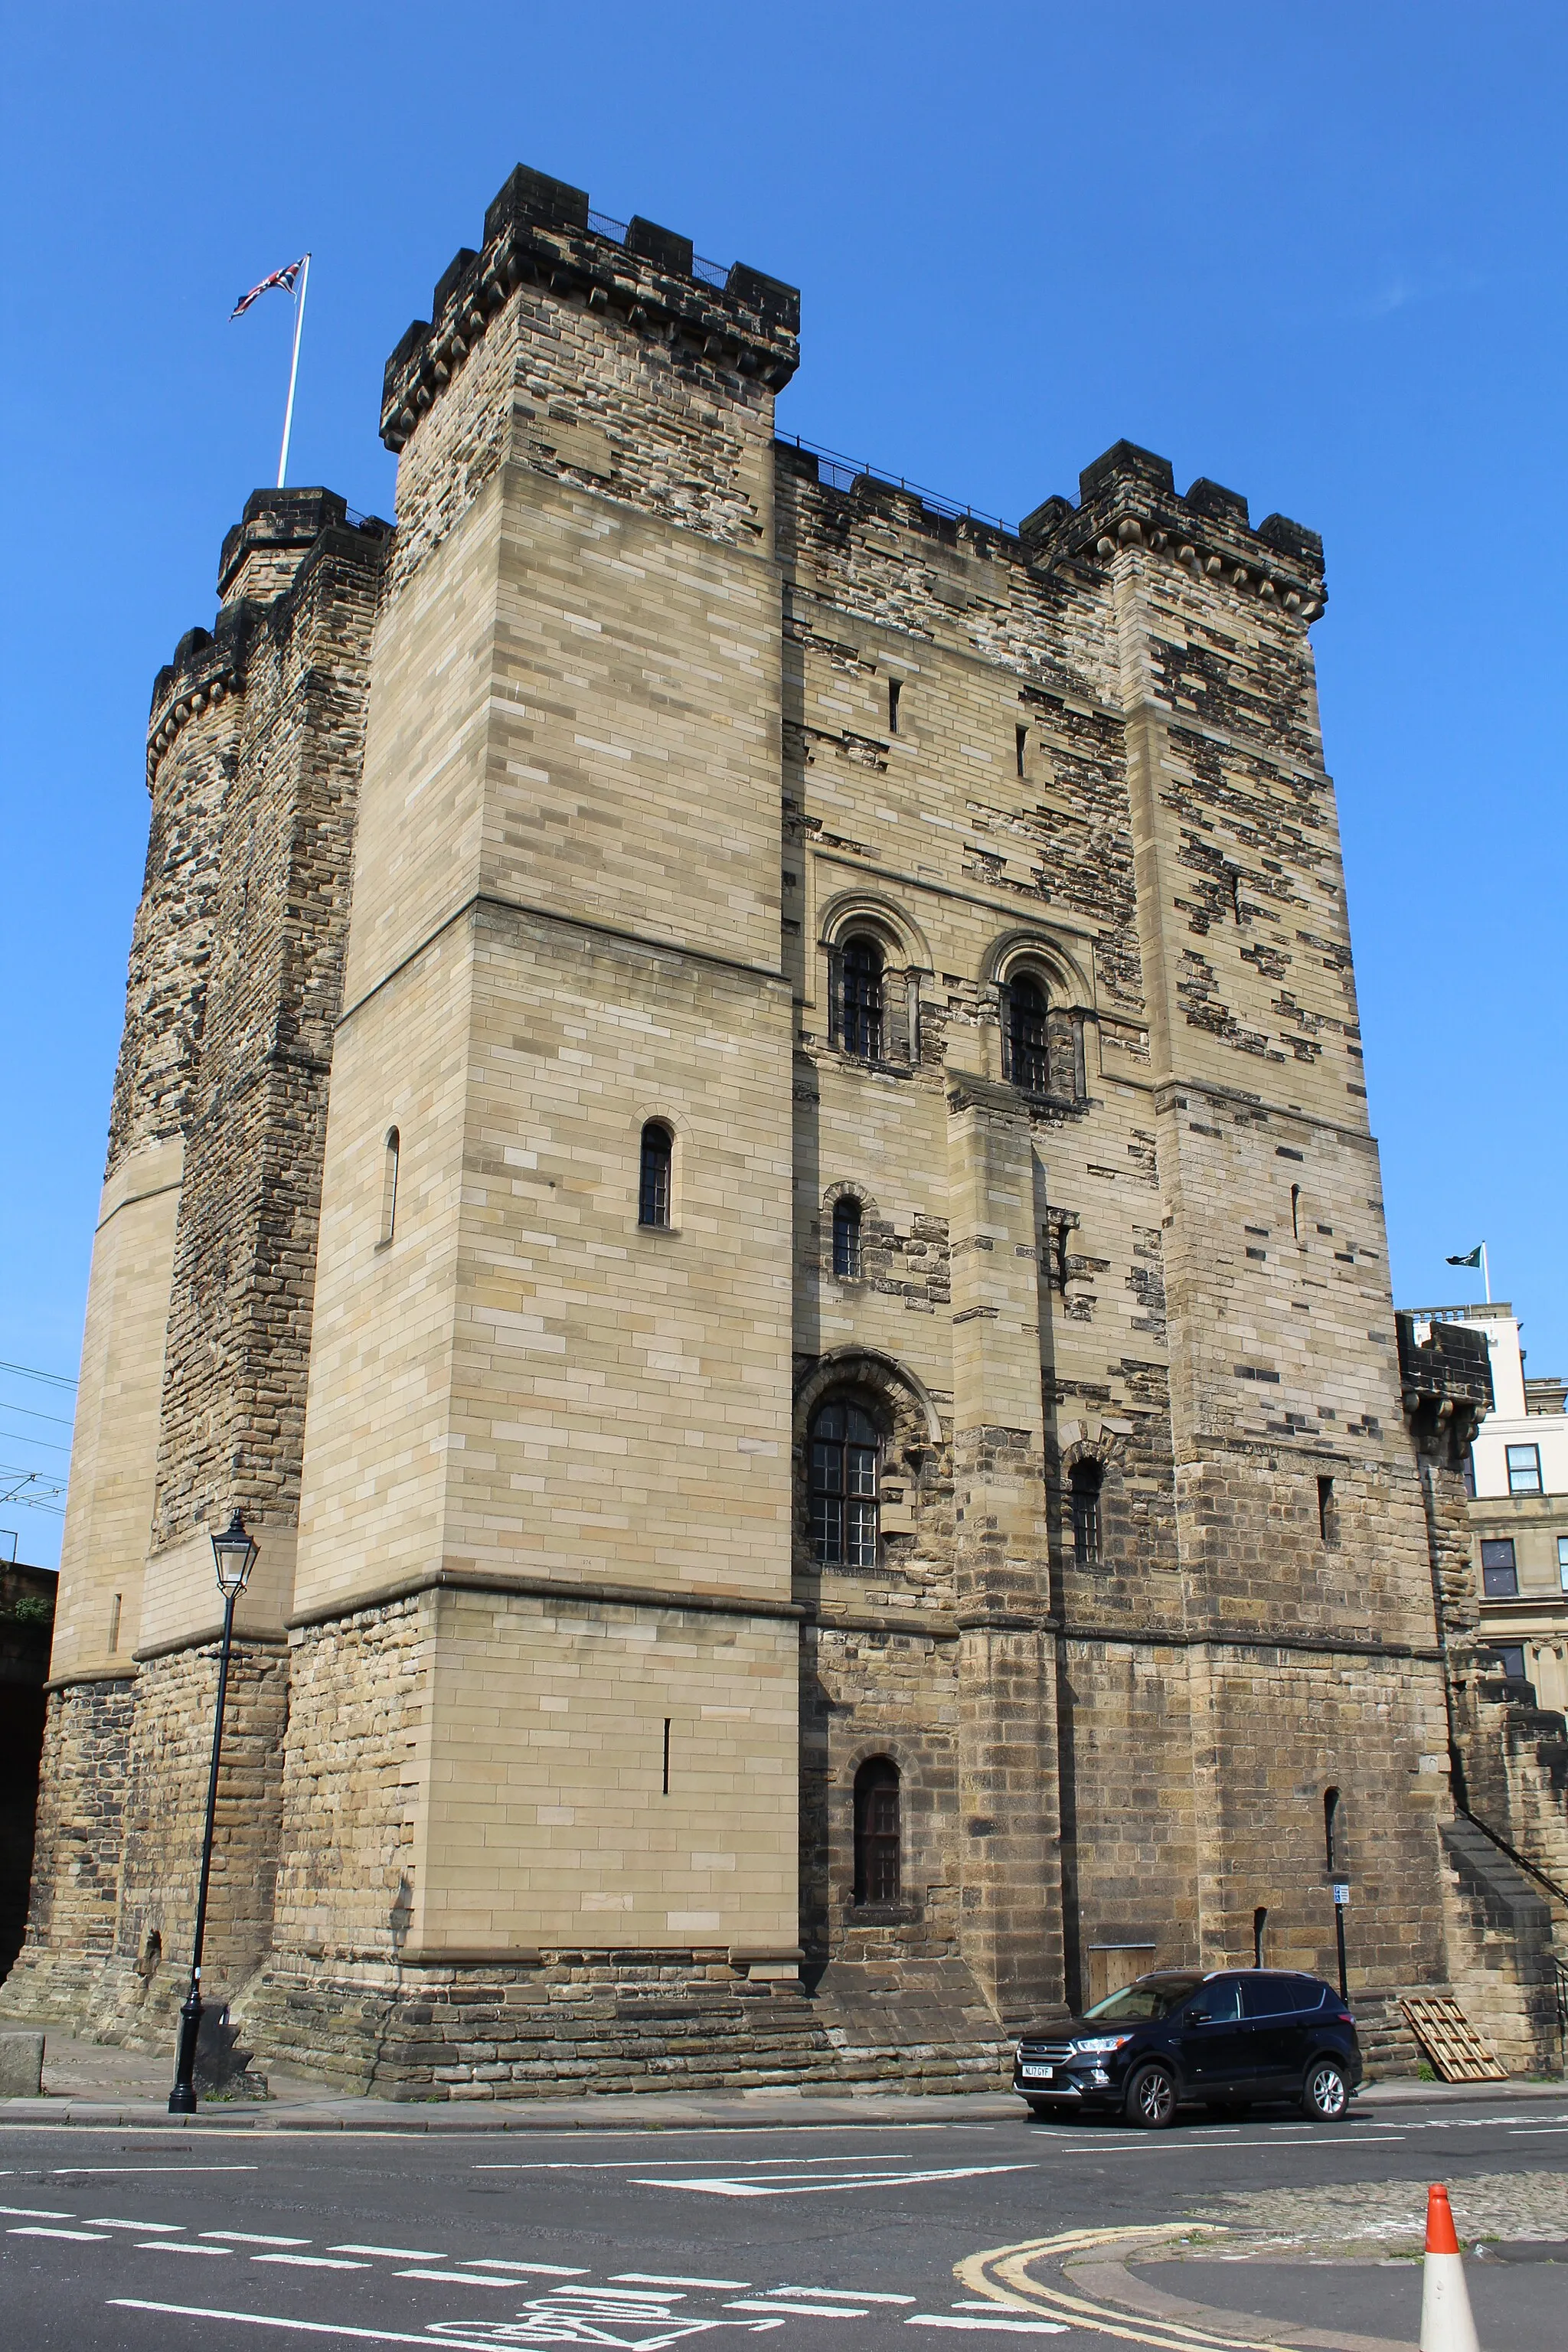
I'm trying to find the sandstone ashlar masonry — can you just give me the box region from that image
[7,160,1550,2089]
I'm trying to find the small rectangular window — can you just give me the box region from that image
[662,1718,671,1797]
[1559,1536,1568,1592]
[1506,1443,1543,1495]
[887,678,901,733]
[1015,723,1027,779]
[107,1593,122,1655]
[1462,1451,1476,1499]
[1487,1643,1527,1683]
[1481,1536,1519,1597]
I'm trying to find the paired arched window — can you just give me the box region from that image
[639,1121,673,1228]
[1070,1459,1102,1566]
[809,1398,879,1566]
[853,1756,901,1904]
[832,1196,863,1279]
[380,1128,400,1246]
[1006,974,1051,1094]
[840,936,884,1062]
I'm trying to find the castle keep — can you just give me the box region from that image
[8,163,1557,2092]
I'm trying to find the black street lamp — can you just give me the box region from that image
[168,1508,259,2115]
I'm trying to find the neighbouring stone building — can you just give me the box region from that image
[5,162,1563,2093]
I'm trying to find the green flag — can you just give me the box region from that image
[1446,1245,1483,1268]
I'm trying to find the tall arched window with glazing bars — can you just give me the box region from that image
[809,1398,879,1566]
[1006,973,1051,1093]
[840,936,884,1061]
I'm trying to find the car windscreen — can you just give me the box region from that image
[1080,1975,1204,2022]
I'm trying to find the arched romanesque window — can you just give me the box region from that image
[832,1196,863,1280]
[853,1756,901,1904]
[1006,973,1051,1094]
[809,1398,879,1566]
[1070,1459,1102,1567]
[840,936,884,1062]
[639,1121,673,1228]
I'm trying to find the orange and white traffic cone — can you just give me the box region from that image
[1420,2183,1479,2352]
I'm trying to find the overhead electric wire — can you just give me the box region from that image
[0,1425,72,1453]
[0,1358,77,1390]
[0,1396,75,1427]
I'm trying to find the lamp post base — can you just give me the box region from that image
[168,1985,203,2114]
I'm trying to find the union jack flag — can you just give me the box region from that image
[230,256,306,320]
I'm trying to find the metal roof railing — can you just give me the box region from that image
[586,210,730,291]
[776,433,1013,534]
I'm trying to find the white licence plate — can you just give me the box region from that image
[1020,2064,1055,2080]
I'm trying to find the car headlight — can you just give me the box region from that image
[1070,2034,1135,2054]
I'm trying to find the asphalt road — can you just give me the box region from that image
[2,2097,1563,2352]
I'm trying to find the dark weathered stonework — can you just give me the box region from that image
[11,164,1564,2093]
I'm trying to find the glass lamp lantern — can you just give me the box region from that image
[210,1509,258,1599]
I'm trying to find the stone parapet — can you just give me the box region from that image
[380,163,799,457]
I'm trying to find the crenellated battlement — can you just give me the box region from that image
[380,162,799,455]
[145,492,390,789]
[1021,438,1326,618]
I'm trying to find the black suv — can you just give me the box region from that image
[1014,1968,1361,2128]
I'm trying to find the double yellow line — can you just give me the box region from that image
[954,2225,1289,2352]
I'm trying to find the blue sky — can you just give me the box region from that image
[2,2,1563,1566]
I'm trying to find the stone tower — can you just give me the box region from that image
[8,162,1552,2092]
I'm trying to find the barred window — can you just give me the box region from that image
[841,937,884,1061]
[1070,1459,1102,1567]
[832,1197,862,1279]
[1008,974,1051,1093]
[810,1399,879,1566]
[854,1756,901,1904]
[639,1122,673,1228]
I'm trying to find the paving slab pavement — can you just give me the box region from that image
[0,2022,1563,2132]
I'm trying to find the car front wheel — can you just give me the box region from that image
[1302,2056,1349,2121]
[1125,2060,1178,2129]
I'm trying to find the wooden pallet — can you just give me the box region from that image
[1400,1995,1508,2082]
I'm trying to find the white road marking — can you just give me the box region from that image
[57,2164,260,2175]
[205,2230,315,2246]
[1508,2126,1568,2135]
[475,2154,931,2174]
[10,2224,112,2240]
[396,2269,517,2288]
[0,2203,73,2217]
[614,2275,753,2290]
[253,2252,371,2270]
[769,2288,916,2304]
[635,2164,1034,2198]
[549,2286,693,2301]
[88,2216,186,2230]
[725,2303,864,2319]
[906,2321,1067,2336]
[110,2305,504,2350]
[463,2259,590,2275]
[139,2241,231,2255]
[331,2245,448,2259]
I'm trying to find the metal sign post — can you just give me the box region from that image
[1331,1881,1351,2003]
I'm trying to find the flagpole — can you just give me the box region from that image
[276,253,312,490]
[1482,1241,1491,1305]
